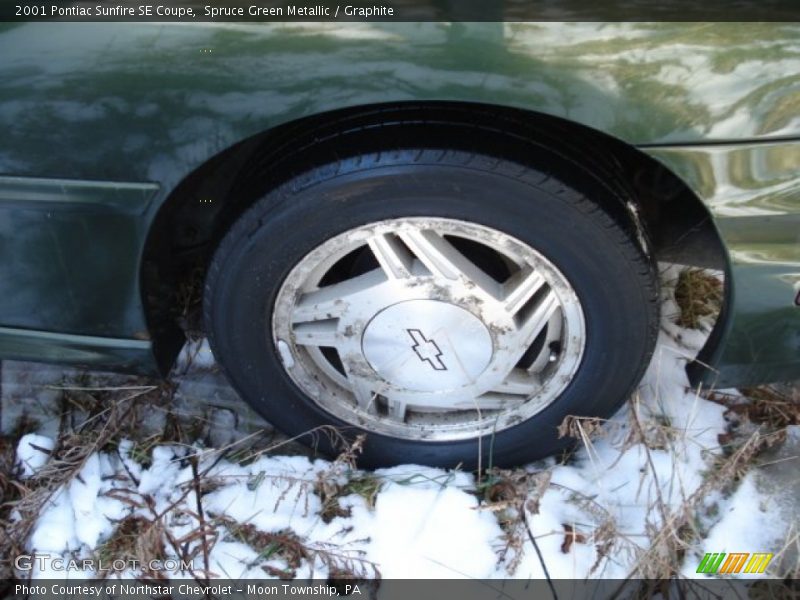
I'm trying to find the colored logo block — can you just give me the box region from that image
[697,552,773,574]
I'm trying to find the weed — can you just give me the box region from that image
[705,385,798,482]
[174,262,207,342]
[225,521,310,575]
[0,383,155,580]
[223,519,378,580]
[124,434,163,468]
[95,515,167,574]
[346,475,382,509]
[557,415,606,440]
[477,467,552,574]
[315,435,375,523]
[673,268,723,329]
[561,523,587,554]
[735,386,800,430]
[317,473,382,523]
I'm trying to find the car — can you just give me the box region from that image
[0,21,798,468]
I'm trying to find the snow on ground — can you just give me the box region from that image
[3,266,796,582]
[682,475,778,578]
[683,424,800,578]
[14,433,54,479]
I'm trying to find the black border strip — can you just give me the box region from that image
[3,0,800,22]
[3,577,799,599]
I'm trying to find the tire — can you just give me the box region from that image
[204,148,659,469]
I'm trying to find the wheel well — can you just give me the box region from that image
[141,101,728,373]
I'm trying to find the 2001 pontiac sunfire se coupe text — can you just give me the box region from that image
[0,21,798,468]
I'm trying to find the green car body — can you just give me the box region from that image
[0,21,798,388]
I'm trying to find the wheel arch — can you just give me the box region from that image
[141,100,730,375]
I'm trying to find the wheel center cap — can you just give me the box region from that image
[361,300,493,392]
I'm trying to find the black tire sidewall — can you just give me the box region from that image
[205,155,657,468]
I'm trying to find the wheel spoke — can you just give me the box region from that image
[491,369,540,396]
[293,320,339,347]
[398,228,500,295]
[291,269,385,324]
[368,233,413,279]
[339,356,380,414]
[385,397,408,422]
[340,357,408,420]
[503,268,546,316]
[350,380,380,415]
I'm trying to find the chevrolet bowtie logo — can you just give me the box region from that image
[406,329,447,371]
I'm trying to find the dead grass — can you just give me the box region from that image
[0,434,22,581]
[624,418,787,579]
[94,515,167,574]
[221,518,379,580]
[673,268,723,329]
[345,475,382,509]
[557,414,605,441]
[0,381,163,580]
[174,262,207,342]
[553,383,799,582]
[0,365,391,585]
[206,433,381,580]
[647,380,800,581]
[314,434,382,523]
[705,385,799,482]
[731,386,800,430]
[477,467,554,575]
[224,521,311,578]
[317,473,383,524]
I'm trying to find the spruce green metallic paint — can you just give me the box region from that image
[0,22,798,384]
[0,326,155,374]
[0,176,158,338]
